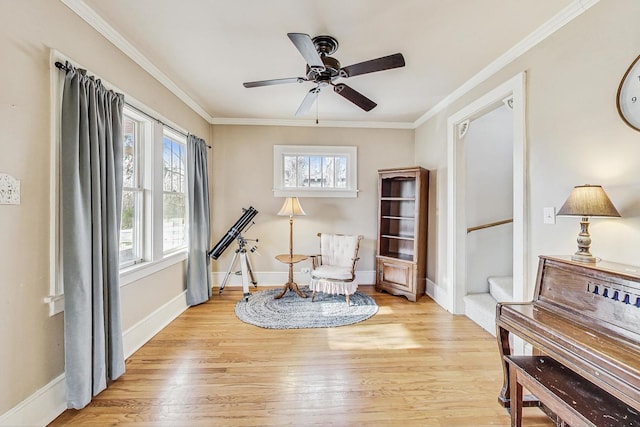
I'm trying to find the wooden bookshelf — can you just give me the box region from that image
[376,166,429,302]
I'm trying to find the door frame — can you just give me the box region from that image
[446,72,527,314]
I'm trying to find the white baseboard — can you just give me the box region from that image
[122,290,188,358]
[0,373,66,427]
[0,291,189,427]
[426,278,451,312]
[212,270,376,288]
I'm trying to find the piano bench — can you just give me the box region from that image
[505,355,639,427]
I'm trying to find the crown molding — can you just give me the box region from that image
[413,0,600,128]
[60,0,213,123]
[211,117,414,129]
[61,0,598,130]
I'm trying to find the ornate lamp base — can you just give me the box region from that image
[572,217,597,263]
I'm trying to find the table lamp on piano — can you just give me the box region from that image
[557,184,621,263]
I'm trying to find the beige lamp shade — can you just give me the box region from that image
[557,184,620,263]
[278,197,306,217]
[557,185,621,218]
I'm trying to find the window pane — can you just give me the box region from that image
[335,156,347,188]
[163,192,186,252]
[163,138,172,191]
[163,132,187,253]
[323,156,335,187]
[178,144,185,193]
[120,190,141,264]
[297,156,309,188]
[123,117,137,188]
[309,156,322,187]
[284,155,297,187]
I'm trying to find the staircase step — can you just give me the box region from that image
[463,292,497,336]
[489,275,513,302]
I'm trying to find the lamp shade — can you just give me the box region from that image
[557,185,621,218]
[278,197,306,217]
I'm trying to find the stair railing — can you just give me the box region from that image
[467,218,513,234]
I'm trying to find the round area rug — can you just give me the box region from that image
[234,286,378,329]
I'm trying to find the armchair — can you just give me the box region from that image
[309,233,363,305]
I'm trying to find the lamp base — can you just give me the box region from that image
[571,217,597,263]
[571,253,597,263]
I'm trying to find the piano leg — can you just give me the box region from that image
[497,324,512,408]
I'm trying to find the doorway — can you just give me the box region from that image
[446,72,527,315]
[465,104,513,296]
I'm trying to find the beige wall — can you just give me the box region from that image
[415,0,640,297]
[0,0,209,414]
[6,0,640,420]
[210,125,415,278]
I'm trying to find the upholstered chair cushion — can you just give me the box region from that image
[309,233,363,303]
[320,233,358,267]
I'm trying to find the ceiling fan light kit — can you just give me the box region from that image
[243,32,405,117]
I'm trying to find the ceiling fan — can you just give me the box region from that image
[243,33,405,116]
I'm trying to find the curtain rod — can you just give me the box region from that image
[54,61,211,149]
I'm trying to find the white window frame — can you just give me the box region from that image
[120,109,148,268]
[46,50,188,316]
[161,129,188,255]
[273,145,358,198]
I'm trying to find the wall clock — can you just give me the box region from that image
[617,54,640,131]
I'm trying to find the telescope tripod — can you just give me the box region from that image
[219,235,258,301]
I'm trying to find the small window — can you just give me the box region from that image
[162,131,187,253]
[274,145,358,198]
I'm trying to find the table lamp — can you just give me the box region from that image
[278,197,306,257]
[557,184,620,263]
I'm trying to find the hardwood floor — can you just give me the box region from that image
[50,286,552,426]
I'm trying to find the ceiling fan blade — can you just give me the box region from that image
[333,83,377,111]
[243,77,306,88]
[339,53,405,78]
[287,33,325,70]
[295,87,321,117]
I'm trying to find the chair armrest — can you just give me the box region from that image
[309,254,322,269]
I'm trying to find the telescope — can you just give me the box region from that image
[208,206,258,260]
[208,206,259,301]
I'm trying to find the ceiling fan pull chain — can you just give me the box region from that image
[316,93,319,124]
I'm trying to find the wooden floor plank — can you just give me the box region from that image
[49,286,553,426]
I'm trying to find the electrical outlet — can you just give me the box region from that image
[301,267,310,274]
[543,207,556,224]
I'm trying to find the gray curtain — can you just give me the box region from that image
[187,135,211,305]
[186,134,212,305]
[60,63,125,409]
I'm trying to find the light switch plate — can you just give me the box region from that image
[543,207,556,224]
[0,173,20,205]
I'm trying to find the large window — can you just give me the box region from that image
[116,108,188,269]
[273,145,358,198]
[162,132,187,253]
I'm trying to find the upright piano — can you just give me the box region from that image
[496,255,640,424]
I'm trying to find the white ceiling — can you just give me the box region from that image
[77,0,575,127]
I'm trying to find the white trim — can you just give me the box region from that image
[273,145,358,198]
[61,0,596,130]
[122,290,189,358]
[60,0,213,124]
[446,72,527,314]
[0,373,66,427]
[212,117,414,129]
[46,251,187,315]
[120,250,187,287]
[414,0,599,128]
[425,278,449,310]
[3,290,190,426]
